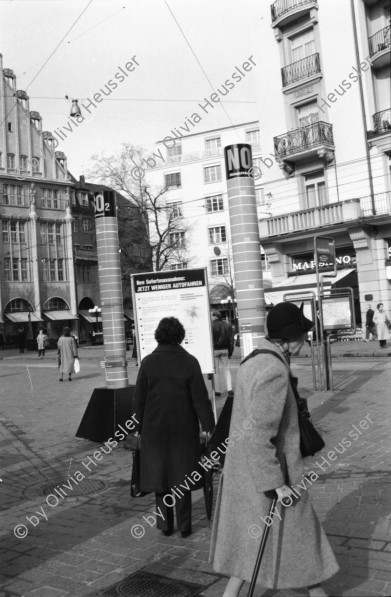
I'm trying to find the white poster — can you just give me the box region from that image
[131,268,214,373]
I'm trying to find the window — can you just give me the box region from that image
[45,297,69,310]
[47,223,54,244]
[49,259,56,280]
[204,165,221,183]
[11,221,17,243]
[208,226,226,244]
[3,185,9,204]
[304,170,326,208]
[255,187,265,206]
[2,221,9,243]
[206,194,224,212]
[166,144,182,163]
[7,154,15,169]
[40,223,46,245]
[21,258,28,281]
[205,137,221,156]
[211,258,229,276]
[8,122,12,132]
[167,201,183,218]
[4,258,11,281]
[290,29,315,63]
[83,245,93,252]
[6,298,31,312]
[13,259,19,281]
[169,232,185,249]
[16,186,23,206]
[32,157,40,173]
[246,129,260,147]
[42,259,48,281]
[73,220,79,233]
[82,218,92,232]
[56,223,62,245]
[58,259,64,281]
[170,262,188,270]
[20,155,28,171]
[164,172,181,189]
[19,222,26,243]
[53,190,59,209]
[297,102,319,127]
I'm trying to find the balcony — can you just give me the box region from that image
[372,108,391,135]
[271,0,317,28]
[281,53,321,87]
[259,193,391,240]
[368,26,391,68]
[274,121,334,165]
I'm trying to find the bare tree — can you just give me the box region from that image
[88,144,190,271]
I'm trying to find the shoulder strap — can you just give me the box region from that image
[240,348,287,367]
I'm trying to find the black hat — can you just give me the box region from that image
[267,302,313,340]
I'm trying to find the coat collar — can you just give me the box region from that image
[153,344,187,354]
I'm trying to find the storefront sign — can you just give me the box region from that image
[292,252,356,273]
[224,143,252,180]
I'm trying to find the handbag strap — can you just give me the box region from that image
[240,348,310,418]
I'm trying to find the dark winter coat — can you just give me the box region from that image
[212,320,234,356]
[134,344,215,493]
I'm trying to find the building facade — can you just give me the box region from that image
[256,0,391,324]
[0,52,79,345]
[145,121,270,317]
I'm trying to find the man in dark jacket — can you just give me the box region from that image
[211,310,234,397]
[134,317,215,538]
[364,303,377,341]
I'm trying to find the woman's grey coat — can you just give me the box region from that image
[210,338,339,589]
[134,344,215,493]
[373,309,390,341]
[57,336,77,375]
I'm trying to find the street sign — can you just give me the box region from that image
[224,143,252,180]
[314,236,336,272]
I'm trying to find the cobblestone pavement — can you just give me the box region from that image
[0,344,390,597]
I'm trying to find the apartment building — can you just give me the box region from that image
[145,121,269,315]
[256,0,391,324]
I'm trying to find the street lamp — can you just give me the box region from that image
[88,305,101,333]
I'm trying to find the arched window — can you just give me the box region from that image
[5,298,32,312]
[44,297,69,311]
[78,297,94,310]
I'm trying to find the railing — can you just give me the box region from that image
[282,53,321,86]
[274,121,334,159]
[271,0,316,23]
[373,108,391,134]
[359,191,391,217]
[368,25,391,58]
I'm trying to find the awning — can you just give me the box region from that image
[5,312,43,323]
[264,269,355,305]
[44,310,78,321]
[124,309,134,321]
[79,310,102,323]
[209,284,232,303]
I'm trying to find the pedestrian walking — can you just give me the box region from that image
[209,302,339,597]
[134,317,215,538]
[17,326,26,353]
[373,303,390,348]
[36,329,48,358]
[58,327,78,381]
[0,328,5,350]
[211,310,234,397]
[364,303,377,342]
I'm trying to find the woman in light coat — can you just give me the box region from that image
[36,330,48,358]
[210,302,339,597]
[373,303,390,348]
[58,327,78,381]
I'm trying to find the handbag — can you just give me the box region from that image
[73,357,80,374]
[241,348,325,458]
[130,449,147,498]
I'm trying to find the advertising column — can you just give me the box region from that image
[224,144,266,356]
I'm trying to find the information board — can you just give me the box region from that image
[131,268,214,373]
[321,295,354,330]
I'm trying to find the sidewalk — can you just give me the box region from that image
[0,353,390,596]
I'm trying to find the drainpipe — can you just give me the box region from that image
[350,0,376,215]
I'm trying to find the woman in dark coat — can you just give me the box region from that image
[210,303,339,597]
[134,317,215,537]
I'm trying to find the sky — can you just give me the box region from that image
[1,0,266,179]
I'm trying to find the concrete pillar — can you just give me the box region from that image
[224,144,266,356]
